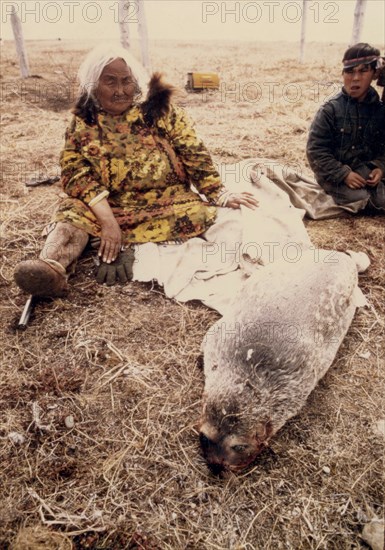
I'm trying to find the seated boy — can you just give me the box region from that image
[306,43,385,212]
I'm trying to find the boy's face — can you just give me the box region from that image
[343,63,375,102]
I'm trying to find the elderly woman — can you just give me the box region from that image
[14,45,258,297]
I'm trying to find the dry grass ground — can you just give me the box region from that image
[0,39,384,549]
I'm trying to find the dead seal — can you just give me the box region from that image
[199,250,366,473]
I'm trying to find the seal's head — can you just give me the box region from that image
[199,395,273,474]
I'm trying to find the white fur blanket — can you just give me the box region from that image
[249,158,367,219]
[132,159,368,314]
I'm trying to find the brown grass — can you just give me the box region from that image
[0,39,384,549]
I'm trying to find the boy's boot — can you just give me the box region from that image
[14,223,89,297]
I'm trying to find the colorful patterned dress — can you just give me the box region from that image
[54,103,222,243]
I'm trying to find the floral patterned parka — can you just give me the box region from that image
[54,76,222,243]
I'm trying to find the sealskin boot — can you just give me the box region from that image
[14,259,68,297]
[14,222,89,297]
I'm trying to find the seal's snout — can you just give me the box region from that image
[199,426,262,473]
[207,462,226,476]
[199,432,227,475]
[199,432,210,452]
[199,432,219,462]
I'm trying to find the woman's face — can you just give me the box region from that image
[95,58,137,115]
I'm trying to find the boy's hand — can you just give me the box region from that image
[344,172,366,189]
[366,168,383,187]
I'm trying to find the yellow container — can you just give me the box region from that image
[186,72,220,92]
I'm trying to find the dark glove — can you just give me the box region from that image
[95,249,135,286]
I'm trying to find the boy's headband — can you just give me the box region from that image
[343,55,380,69]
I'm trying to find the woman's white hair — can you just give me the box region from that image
[77,43,150,102]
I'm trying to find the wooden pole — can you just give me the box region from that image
[119,0,131,50]
[137,0,151,72]
[299,0,308,64]
[351,0,368,45]
[10,6,30,78]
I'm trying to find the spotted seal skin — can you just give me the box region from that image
[199,250,363,473]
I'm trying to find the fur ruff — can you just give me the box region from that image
[141,72,176,126]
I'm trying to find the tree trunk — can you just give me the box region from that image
[351,0,367,45]
[299,0,308,64]
[119,0,131,50]
[11,6,30,78]
[137,0,151,72]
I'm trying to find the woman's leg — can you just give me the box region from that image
[14,222,89,297]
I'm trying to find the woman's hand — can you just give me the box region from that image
[226,192,259,210]
[99,219,122,263]
[90,198,122,263]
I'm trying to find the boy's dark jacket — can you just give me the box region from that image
[306,86,385,186]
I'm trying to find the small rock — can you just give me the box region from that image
[357,508,369,523]
[64,415,75,429]
[373,419,385,439]
[358,350,371,359]
[362,519,384,550]
[322,466,331,475]
[8,432,25,445]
